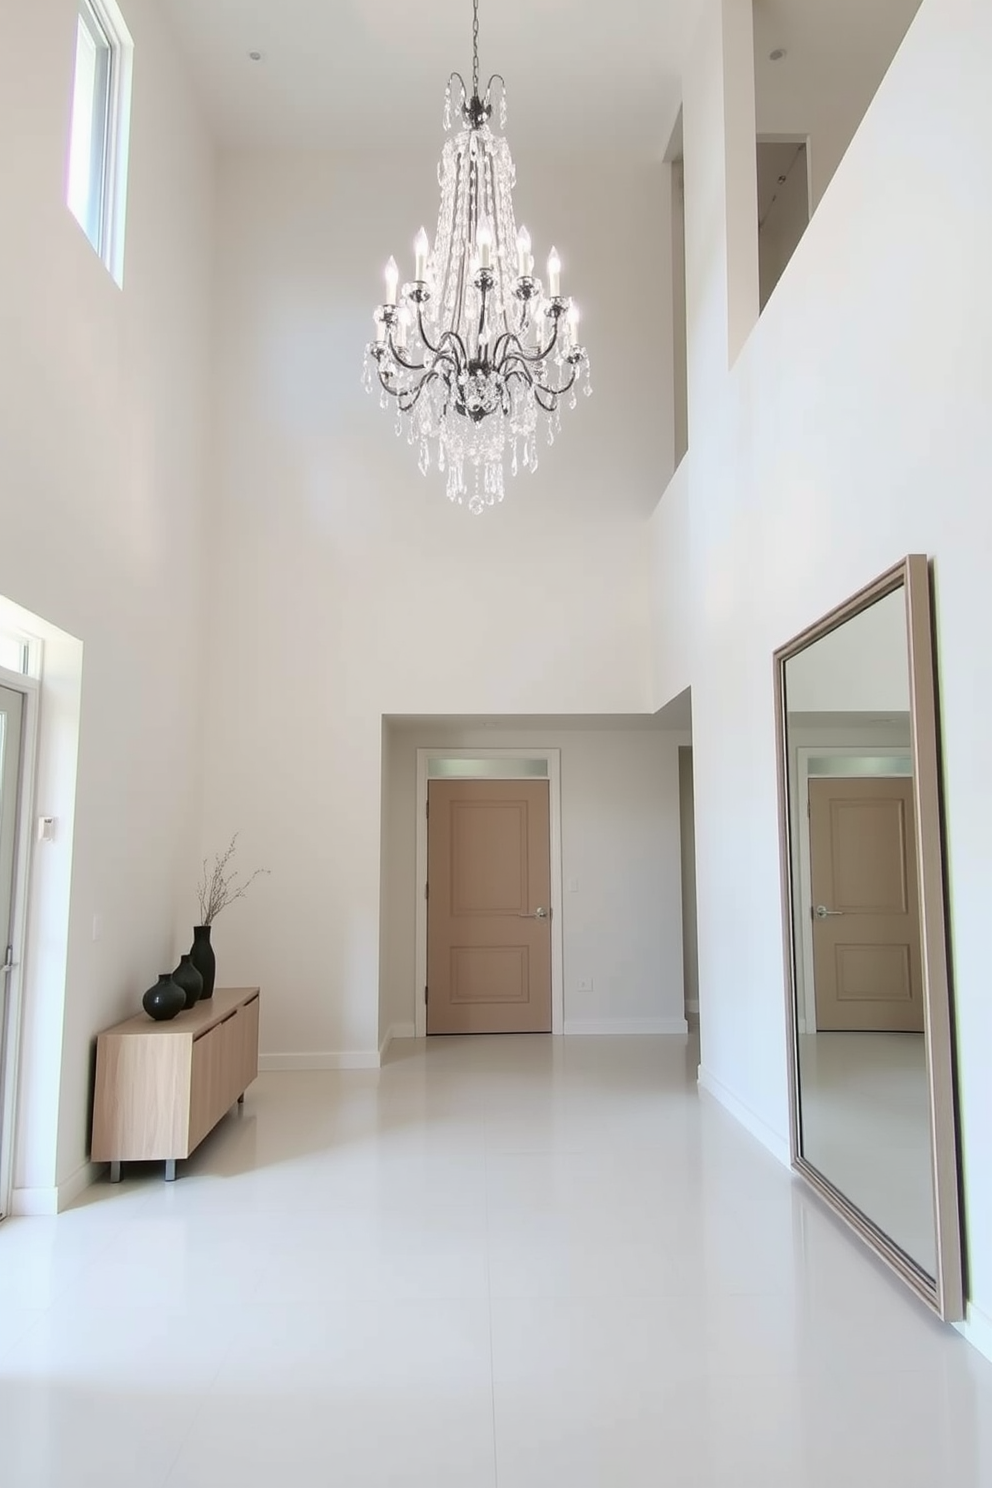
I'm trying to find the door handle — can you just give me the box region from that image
[814,905,844,919]
[2,945,16,978]
[518,907,549,920]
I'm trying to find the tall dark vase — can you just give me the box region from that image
[172,953,203,1010]
[189,925,216,1000]
[142,973,185,1022]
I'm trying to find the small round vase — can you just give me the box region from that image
[142,974,186,1023]
[171,953,203,1010]
[189,925,216,1000]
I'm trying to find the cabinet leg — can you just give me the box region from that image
[110,1161,122,1184]
[238,1092,245,1106]
[164,1159,177,1182]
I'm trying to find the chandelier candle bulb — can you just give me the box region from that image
[476,216,493,269]
[566,302,580,350]
[516,224,531,277]
[414,227,430,282]
[384,256,399,306]
[547,248,561,297]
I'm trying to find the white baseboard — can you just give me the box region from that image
[378,1022,416,1060]
[258,1051,381,1071]
[956,1302,992,1365]
[11,1159,105,1216]
[697,1063,791,1167]
[564,1017,689,1036]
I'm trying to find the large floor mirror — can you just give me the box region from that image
[774,556,964,1319]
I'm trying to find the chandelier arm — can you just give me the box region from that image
[501,351,547,380]
[494,332,554,369]
[533,318,563,362]
[528,369,577,407]
[386,338,428,373]
[416,304,468,371]
[527,360,578,399]
[376,366,403,399]
[396,371,443,414]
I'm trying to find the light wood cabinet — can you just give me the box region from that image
[92,987,260,1180]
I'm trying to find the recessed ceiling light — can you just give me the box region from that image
[769,47,787,62]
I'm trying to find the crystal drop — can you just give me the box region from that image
[570,391,578,411]
[499,93,507,130]
[395,416,403,437]
[379,391,388,411]
[584,381,593,398]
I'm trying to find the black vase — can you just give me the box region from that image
[142,973,185,1022]
[172,953,203,1010]
[189,925,216,1000]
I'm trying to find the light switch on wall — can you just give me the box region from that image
[567,877,580,893]
[577,977,593,993]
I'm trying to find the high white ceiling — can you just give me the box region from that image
[161,0,923,158]
[160,0,701,154]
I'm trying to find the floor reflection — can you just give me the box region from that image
[798,1031,934,1274]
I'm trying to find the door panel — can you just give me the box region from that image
[428,780,552,1035]
[809,777,924,1032]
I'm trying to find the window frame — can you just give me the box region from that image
[67,0,134,286]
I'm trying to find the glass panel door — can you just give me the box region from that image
[0,685,25,1220]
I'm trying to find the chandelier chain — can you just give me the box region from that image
[472,0,480,99]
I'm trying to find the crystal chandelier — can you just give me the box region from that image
[362,0,590,515]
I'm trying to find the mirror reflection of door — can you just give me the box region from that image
[809,776,924,1033]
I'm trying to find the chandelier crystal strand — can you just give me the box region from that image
[363,0,589,514]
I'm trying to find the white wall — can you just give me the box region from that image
[0,0,214,1203]
[199,148,670,1063]
[650,0,992,1350]
[379,724,687,1040]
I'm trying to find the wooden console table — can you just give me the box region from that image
[91,986,260,1182]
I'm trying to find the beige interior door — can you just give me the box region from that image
[427,779,552,1035]
[809,776,924,1032]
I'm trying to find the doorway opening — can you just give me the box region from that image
[678,745,699,1032]
[757,138,810,310]
[0,657,37,1220]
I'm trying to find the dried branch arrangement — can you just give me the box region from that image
[197,834,270,926]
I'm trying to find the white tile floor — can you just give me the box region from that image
[1,1035,991,1488]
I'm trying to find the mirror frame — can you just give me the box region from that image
[774,555,964,1320]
